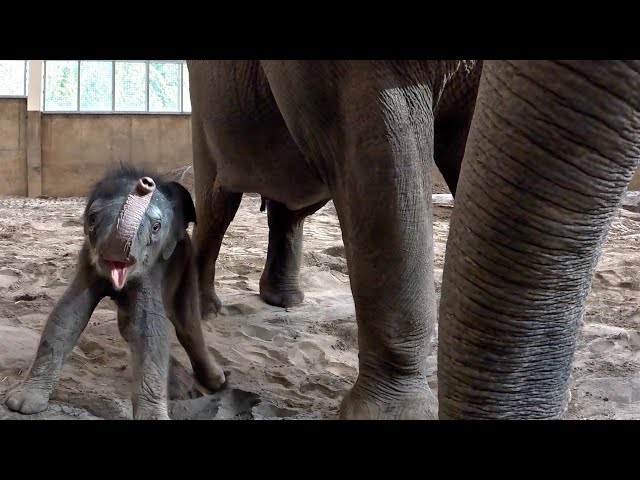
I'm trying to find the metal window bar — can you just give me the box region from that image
[111,60,116,112]
[23,60,27,97]
[42,60,47,111]
[145,61,150,112]
[76,60,81,112]
[179,61,183,113]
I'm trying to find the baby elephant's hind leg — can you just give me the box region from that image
[169,266,226,392]
[118,296,171,420]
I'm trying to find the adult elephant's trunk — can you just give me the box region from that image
[437,61,640,419]
[102,176,156,289]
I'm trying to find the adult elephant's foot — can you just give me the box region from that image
[5,384,51,414]
[259,198,314,309]
[200,289,222,317]
[339,379,437,420]
[259,275,304,308]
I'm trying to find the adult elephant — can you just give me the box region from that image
[187,60,640,419]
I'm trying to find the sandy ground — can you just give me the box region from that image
[1,179,640,420]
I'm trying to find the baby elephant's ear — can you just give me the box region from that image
[82,202,93,235]
[162,181,197,228]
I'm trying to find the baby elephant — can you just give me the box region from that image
[5,166,226,420]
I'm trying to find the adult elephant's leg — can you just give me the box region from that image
[335,86,437,419]
[190,113,242,317]
[262,61,438,419]
[259,198,328,307]
[438,60,640,419]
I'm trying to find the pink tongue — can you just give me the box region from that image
[110,261,128,289]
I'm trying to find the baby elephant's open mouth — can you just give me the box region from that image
[106,259,135,290]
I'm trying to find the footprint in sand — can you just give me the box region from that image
[169,388,298,420]
[322,245,345,258]
[234,321,356,381]
[581,378,640,405]
[295,340,327,364]
[240,349,278,365]
[324,361,357,379]
[0,268,20,288]
[239,323,296,350]
[299,381,343,399]
[61,218,83,228]
[225,303,259,316]
[266,372,295,388]
[616,330,640,351]
[594,269,622,287]
[240,324,281,342]
[231,264,261,276]
[618,280,640,291]
[589,339,617,354]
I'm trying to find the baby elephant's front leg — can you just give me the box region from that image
[5,266,105,414]
[120,286,172,420]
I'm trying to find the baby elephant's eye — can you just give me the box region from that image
[88,213,97,226]
[152,222,161,233]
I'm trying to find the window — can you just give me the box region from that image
[42,60,191,113]
[115,62,146,111]
[44,61,79,110]
[0,60,28,96]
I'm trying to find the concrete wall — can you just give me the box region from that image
[0,98,192,198]
[0,98,28,196]
[1,97,640,197]
[41,114,192,197]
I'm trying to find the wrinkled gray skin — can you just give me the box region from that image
[4,167,225,420]
[189,60,640,419]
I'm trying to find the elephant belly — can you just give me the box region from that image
[217,161,331,211]
[191,62,332,211]
[200,109,332,211]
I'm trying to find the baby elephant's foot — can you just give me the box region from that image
[194,359,226,392]
[5,384,51,415]
[133,402,170,420]
[200,290,222,317]
[134,411,171,420]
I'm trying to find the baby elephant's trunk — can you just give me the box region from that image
[103,176,156,289]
